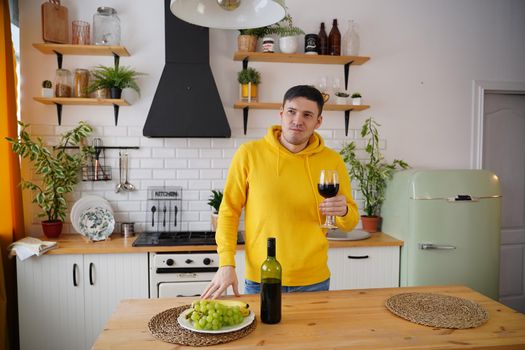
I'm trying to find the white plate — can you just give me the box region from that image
[327,229,371,241]
[71,195,112,234]
[177,309,255,334]
[78,207,115,241]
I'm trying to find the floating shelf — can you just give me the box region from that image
[234,101,370,136]
[33,43,130,68]
[33,97,130,126]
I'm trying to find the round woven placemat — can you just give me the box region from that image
[148,305,257,346]
[385,292,489,329]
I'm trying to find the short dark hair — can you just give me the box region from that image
[282,85,324,116]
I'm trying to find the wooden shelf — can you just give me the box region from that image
[234,101,370,136]
[233,51,369,65]
[34,97,130,126]
[33,43,130,57]
[33,97,130,106]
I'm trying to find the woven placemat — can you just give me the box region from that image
[385,292,489,329]
[148,305,257,346]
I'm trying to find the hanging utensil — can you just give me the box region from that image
[163,205,167,227]
[151,205,157,227]
[115,151,124,193]
[93,138,103,181]
[173,205,178,227]
[122,151,136,191]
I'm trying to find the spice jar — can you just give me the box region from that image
[73,69,90,98]
[93,7,121,45]
[262,37,274,53]
[54,69,72,97]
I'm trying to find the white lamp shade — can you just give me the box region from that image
[170,0,286,29]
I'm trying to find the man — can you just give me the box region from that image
[202,85,359,299]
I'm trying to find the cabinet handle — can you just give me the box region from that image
[347,255,369,259]
[73,263,78,287]
[89,262,94,285]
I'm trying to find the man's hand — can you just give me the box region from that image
[320,194,348,217]
[201,265,240,299]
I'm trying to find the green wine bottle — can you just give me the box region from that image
[260,237,282,324]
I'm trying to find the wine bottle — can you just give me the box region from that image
[260,237,282,324]
[318,22,328,55]
[328,19,341,56]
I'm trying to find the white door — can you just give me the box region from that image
[17,254,85,350]
[483,92,525,312]
[83,253,149,349]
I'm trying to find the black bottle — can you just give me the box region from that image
[318,22,328,55]
[260,237,282,324]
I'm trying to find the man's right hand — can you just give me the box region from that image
[201,265,240,299]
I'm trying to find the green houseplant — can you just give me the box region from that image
[351,92,362,105]
[237,27,270,52]
[41,80,53,98]
[267,14,305,54]
[335,91,349,104]
[88,65,143,99]
[340,117,409,232]
[207,190,223,231]
[6,121,94,237]
[237,67,261,101]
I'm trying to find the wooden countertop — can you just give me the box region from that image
[41,232,402,255]
[93,285,525,350]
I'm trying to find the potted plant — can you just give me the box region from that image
[41,80,53,98]
[335,91,349,104]
[207,190,223,231]
[340,117,409,233]
[267,14,305,54]
[238,27,269,52]
[88,65,143,99]
[237,67,261,102]
[351,92,362,105]
[6,121,94,238]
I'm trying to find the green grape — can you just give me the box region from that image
[194,321,202,330]
[194,305,201,312]
[198,318,206,327]
[205,323,212,330]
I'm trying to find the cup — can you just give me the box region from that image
[121,222,135,237]
[72,20,91,45]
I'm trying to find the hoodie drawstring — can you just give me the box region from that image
[305,156,323,225]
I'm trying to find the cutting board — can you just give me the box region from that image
[41,0,68,43]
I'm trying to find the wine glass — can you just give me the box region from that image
[318,170,339,229]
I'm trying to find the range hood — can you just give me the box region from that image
[143,0,231,138]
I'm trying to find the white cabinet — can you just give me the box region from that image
[328,246,400,290]
[17,253,148,350]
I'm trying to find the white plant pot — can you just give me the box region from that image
[279,36,299,54]
[41,88,53,98]
[336,96,348,105]
[211,212,219,231]
[352,97,362,105]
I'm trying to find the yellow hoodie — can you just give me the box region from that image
[216,126,359,286]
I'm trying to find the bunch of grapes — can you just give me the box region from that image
[188,300,245,330]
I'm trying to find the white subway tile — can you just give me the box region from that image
[92,181,116,191]
[177,169,199,179]
[130,169,153,179]
[188,139,211,148]
[140,180,165,187]
[141,159,164,168]
[127,126,142,137]
[165,180,188,188]
[130,148,152,158]
[188,159,211,168]
[189,222,212,231]
[103,126,128,137]
[182,212,199,221]
[211,159,231,168]
[153,169,177,179]
[165,139,187,148]
[200,169,222,179]
[317,129,333,139]
[183,190,200,200]
[176,148,199,158]
[200,212,213,221]
[128,190,148,200]
[103,137,141,146]
[116,201,142,211]
[212,139,235,148]
[222,149,236,158]
[189,180,211,190]
[199,149,222,158]
[104,191,129,201]
[113,212,130,223]
[153,148,175,158]
[165,159,188,169]
[212,180,226,189]
[140,137,165,147]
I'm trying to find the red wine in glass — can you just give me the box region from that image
[318,170,339,229]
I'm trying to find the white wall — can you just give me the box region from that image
[19,0,525,235]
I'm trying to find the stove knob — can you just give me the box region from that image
[166,258,174,266]
[185,259,193,264]
[203,258,212,265]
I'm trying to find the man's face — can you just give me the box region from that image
[280,97,322,148]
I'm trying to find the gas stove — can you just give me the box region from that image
[132,231,244,247]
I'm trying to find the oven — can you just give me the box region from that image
[149,251,219,298]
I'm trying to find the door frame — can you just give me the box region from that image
[471,80,525,169]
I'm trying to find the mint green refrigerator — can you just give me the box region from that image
[381,169,501,300]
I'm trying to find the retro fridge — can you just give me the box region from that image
[381,169,501,300]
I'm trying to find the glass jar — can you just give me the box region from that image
[73,69,90,98]
[55,69,72,97]
[93,7,121,46]
[343,20,360,56]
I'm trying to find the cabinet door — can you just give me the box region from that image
[17,254,85,350]
[83,253,148,349]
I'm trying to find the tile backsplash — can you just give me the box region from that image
[28,125,374,235]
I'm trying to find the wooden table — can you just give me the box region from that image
[93,285,525,349]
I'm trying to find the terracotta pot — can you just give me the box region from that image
[211,213,219,232]
[237,35,257,52]
[240,83,258,101]
[42,220,63,238]
[361,215,381,233]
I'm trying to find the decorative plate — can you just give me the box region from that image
[78,207,115,241]
[71,195,112,234]
[177,309,255,334]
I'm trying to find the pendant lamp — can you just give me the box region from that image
[170,0,286,29]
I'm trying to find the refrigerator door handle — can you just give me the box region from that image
[419,243,456,250]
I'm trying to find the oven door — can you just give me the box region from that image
[158,281,210,298]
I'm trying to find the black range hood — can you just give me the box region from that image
[143,0,231,138]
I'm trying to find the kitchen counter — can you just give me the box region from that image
[40,232,402,255]
[93,285,525,350]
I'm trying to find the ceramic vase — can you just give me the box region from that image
[279,36,299,54]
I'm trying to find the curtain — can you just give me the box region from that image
[0,0,25,348]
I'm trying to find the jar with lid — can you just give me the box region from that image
[93,7,121,46]
[55,69,72,97]
[73,69,90,98]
